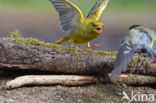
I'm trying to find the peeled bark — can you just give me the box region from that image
[6,75,97,89]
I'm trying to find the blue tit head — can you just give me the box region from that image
[129,25,142,30]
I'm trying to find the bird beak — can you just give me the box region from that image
[94,25,103,34]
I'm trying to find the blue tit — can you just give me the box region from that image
[112,25,156,77]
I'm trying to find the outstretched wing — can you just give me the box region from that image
[87,0,109,21]
[49,0,85,31]
[111,41,133,77]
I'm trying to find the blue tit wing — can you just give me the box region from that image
[49,0,85,31]
[111,41,133,77]
[87,0,109,21]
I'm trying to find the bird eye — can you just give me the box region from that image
[92,24,97,27]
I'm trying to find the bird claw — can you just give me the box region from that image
[75,47,82,51]
[89,42,103,49]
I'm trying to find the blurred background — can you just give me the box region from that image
[0,0,156,51]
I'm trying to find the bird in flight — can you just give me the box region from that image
[49,0,109,47]
[112,25,156,77]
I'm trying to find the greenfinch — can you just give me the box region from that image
[49,0,109,47]
[112,25,156,77]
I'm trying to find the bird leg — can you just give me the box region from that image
[87,42,91,48]
[70,43,74,47]
[87,42,103,49]
[70,43,82,51]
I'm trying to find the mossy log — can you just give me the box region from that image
[0,38,156,75]
[0,39,114,74]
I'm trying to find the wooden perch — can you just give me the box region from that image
[1,39,155,75]
[0,39,114,74]
[6,74,156,89]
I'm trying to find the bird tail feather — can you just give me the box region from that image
[111,41,133,77]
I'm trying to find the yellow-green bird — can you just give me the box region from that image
[49,0,109,47]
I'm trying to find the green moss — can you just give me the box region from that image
[82,97,92,102]
[7,30,113,55]
[131,56,148,65]
[83,48,112,55]
[110,56,116,60]
[9,30,22,38]
[132,56,139,62]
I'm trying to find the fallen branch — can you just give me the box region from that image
[6,74,156,89]
[6,75,97,89]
